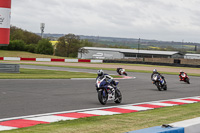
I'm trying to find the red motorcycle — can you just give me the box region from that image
[117,68,127,76]
[179,73,190,84]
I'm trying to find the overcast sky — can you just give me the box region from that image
[11,0,200,43]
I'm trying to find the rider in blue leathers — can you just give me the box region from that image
[96,69,116,86]
[151,69,166,84]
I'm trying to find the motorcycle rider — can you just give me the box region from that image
[96,69,116,92]
[179,70,187,81]
[151,69,166,84]
[116,68,123,75]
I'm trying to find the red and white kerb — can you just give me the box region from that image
[0,0,11,45]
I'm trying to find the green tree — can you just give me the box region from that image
[10,26,41,44]
[36,39,53,55]
[65,34,80,57]
[55,37,68,57]
[55,34,81,57]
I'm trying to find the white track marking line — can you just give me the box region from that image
[0,125,17,131]
[188,97,200,100]
[173,99,197,103]
[25,115,77,123]
[79,110,121,115]
[120,106,153,111]
[149,102,177,106]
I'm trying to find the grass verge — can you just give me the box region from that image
[0,50,67,59]
[19,63,200,77]
[1,102,200,133]
[0,68,122,79]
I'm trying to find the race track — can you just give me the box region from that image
[0,65,199,119]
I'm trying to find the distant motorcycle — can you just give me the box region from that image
[96,76,122,105]
[117,68,128,76]
[152,74,167,91]
[180,73,190,84]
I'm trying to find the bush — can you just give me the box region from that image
[8,40,26,51]
[25,44,37,53]
[35,39,53,55]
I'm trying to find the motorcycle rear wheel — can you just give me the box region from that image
[98,89,108,105]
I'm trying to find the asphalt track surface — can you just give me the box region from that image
[0,65,199,119]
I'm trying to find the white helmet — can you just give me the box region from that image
[97,69,104,76]
[153,69,157,72]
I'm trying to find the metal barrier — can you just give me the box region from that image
[0,63,20,73]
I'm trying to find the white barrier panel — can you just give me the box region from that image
[4,57,20,61]
[91,60,103,63]
[171,117,200,133]
[36,58,51,62]
[65,59,78,62]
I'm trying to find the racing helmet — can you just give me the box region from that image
[180,70,183,72]
[97,69,104,76]
[153,69,157,72]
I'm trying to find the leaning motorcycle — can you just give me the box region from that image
[152,74,167,91]
[180,73,190,84]
[117,68,128,76]
[96,76,122,105]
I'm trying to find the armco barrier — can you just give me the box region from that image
[0,57,103,63]
[0,63,19,73]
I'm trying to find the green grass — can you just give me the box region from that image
[0,50,67,59]
[18,63,200,77]
[1,102,200,133]
[0,68,122,79]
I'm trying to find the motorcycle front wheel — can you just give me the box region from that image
[98,89,108,105]
[163,84,167,90]
[114,89,122,104]
[186,78,190,84]
[155,82,162,91]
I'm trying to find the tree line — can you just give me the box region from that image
[0,26,133,57]
[0,26,94,58]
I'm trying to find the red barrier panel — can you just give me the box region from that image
[78,59,91,62]
[0,57,3,60]
[51,59,65,62]
[20,58,36,61]
[0,0,11,45]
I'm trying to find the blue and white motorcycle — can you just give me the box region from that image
[152,74,167,91]
[96,76,122,105]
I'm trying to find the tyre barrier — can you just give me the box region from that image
[127,117,200,133]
